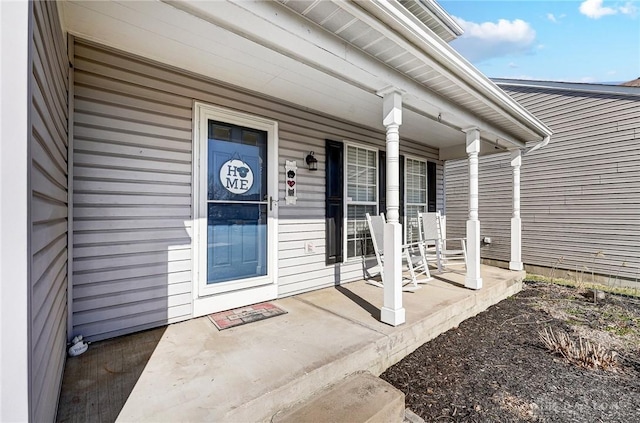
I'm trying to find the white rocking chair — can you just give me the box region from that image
[419,211,467,272]
[365,213,432,291]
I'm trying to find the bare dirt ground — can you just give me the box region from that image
[381,280,640,422]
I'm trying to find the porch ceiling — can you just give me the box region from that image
[59,0,550,160]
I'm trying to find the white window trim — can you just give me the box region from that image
[403,155,429,243]
[343,141,379,262]
[191,102,279,316]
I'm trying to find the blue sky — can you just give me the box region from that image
[439,0,640,83]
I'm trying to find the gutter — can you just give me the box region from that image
[523,135,551,155]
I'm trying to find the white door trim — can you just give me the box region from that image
[192,102,279,317]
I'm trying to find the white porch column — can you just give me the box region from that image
[509,150,523,271]
[378,87,405,326]
[464,128,483,289]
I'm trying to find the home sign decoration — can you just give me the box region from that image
[284,160,297,205]
[220,158,254,194]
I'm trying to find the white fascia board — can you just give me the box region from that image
[357,0,553,141]
[438,139,513,161]
[172,0,529,147]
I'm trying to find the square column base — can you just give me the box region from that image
[510,217,522,271]
[381,222,405,326]
[381,306,406,327]
[465,219,483,290]
[509,262,524,271]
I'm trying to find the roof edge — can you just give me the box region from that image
[494,78,640,98]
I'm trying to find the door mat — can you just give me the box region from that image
[208,303,287,330]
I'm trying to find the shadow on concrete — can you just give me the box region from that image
[431,270,467,289]
[335,285,381,320]
[56,326,166,423]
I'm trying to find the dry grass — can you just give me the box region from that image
[527,280,640,355]
[492,391,539,421]
[539,327,618,371]
[526,274,640,298]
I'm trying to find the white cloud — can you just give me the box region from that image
[579,0,637,19]
[619,1,638,15]
[580,0,617,18]
[547,13,567,23]
[451,17,537,63]
[508,62,519,69]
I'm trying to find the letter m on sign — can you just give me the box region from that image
[226,178,239,189]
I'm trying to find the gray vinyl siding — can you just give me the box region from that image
[71,39,442,339]
[445,84,640,281]
[445,155,512,261]
[30,1,68,421]
[71,41,194,341]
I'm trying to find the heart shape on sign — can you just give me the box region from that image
[287,180,295,187]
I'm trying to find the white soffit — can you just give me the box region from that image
[283,0,550,143]
[60,0,550,152]
[398,0,463,42]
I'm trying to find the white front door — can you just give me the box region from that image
[193,103,278,316]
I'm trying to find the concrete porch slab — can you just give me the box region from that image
[59,265,524,422]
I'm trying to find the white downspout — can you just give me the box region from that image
[523,135,550,156]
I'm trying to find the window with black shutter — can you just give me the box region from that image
[326,140,428,262]
[345,145,377,258]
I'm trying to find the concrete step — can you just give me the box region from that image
[272,371,405,423]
